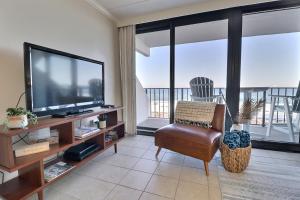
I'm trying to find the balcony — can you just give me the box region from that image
[137,86,300,143]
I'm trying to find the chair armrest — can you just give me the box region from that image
[269,95,296,98]
[212,104,225,133]
[191,95,221,100]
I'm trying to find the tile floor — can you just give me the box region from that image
[32,135,300,200]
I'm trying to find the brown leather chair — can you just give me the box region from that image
[155,104,225,176]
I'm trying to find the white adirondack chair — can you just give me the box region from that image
[189,77,222,103]
[266,81,300,142]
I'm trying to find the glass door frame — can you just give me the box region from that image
[136,0,300,152]
[136,11,233,125]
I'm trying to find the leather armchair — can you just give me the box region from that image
[155,104,225,176]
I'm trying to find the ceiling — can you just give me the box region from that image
[95,0,209,19]
[137,8,300,48]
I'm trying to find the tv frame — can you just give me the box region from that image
[24,42,105,117]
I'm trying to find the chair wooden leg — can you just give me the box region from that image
[204,161,209,176]
[38,190,44,200]
[155,147,161,157]
[114,143,117,153]
[267,97,276,137]
[296,113,300,132]
[283,98,295,142]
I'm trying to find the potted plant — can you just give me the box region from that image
[97,114,107,129]
[6,107,37,129]
[231,99,265,132]
[220,98,264,173]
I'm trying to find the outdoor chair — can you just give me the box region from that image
[190,77,222,103]
[266,81,300,142]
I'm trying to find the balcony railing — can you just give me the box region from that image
[144,87,298,126]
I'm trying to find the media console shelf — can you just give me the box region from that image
[0,107,124,200]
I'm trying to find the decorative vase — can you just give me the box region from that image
[7,115,28,129]
[230,123,243,132]
[242,121,250,133]
[98,114,107,129]
[99,120,106,129]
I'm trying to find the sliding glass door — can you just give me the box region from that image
[135,0,300,151]
[241,7,300,144]
[135,30,170,134]
[174,20,228,110]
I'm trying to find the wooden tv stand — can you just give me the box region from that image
[0,107,124,200]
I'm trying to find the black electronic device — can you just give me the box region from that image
[24,42,105,117]
[63,143,101,161]
[52,109,93,118]
[102,105,115,108]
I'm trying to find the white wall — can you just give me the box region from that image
[136,78,149,124]
[0,0,121,181]
[0,0,121,121]
[118,0,277,26]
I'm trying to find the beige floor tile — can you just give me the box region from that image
[104,154,139,169]
[118,145,147,157]
[75,161,103,177]
[207,172,220,188]
[183,156,205,169]
[154,162,182,179]
[145,175,178,198]
[180,166,208,185]
[161,152,185,166]
[96,165,129,184]
[119,170,152,190]
[134,158,159,173]
[138,136,155,143]
[119,139,152,149]
[105,185,142,200]
[123,135,140,141]
[75,162,129,184]
[139,192,172,200]
[183,157,219,172]
[118,139,139,148]
[175,181,209,200]
[93,147,116,162]
[132,141,153,149]
[59,174,115,200]
[142,149,165,161]
[209,186,222,200]
[45,188,79,200]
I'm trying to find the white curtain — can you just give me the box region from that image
[119,25,136,135]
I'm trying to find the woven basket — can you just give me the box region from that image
[220,141,251,173]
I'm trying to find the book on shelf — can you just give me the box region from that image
[44,161,74,182]
[14,141,50,157]
[106,131,118,141]
[75,126,100,139]
[28,128,59,145]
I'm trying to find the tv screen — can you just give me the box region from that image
[24,43,104,116]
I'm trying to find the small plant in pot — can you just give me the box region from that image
[6,107,37,129]
[221,99,264,173]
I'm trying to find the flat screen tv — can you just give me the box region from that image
[24,43,104,117]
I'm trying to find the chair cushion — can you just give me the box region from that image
[175,101,217,128]
[155,123,221,146]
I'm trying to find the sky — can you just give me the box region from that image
[136,32,300,88]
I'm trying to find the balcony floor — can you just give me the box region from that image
[137,118,300,143]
